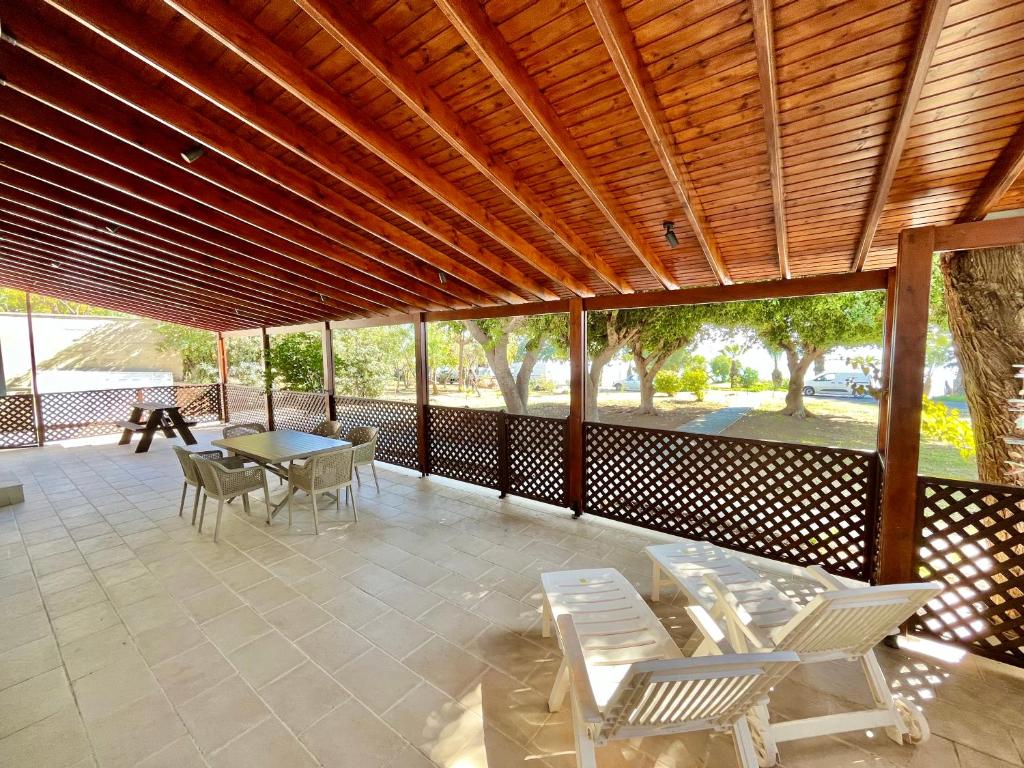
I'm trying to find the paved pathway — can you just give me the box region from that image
[679,405,753,435]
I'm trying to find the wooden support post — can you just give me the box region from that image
[261,327,274,431]
[321,321,337,421]
[25,292,44,445]
[567,298,585,517]
[877,227,934,585]
[414,312,429,476]
[216,331,229,423]
[876,269,897,457]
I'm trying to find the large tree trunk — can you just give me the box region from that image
[780,346,821,418]
[515,348,539,413]
[632,347,670,415]
[586,347,617,421]
[941,245,1024,485]
[464,320,525,414]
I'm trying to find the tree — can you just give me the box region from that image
[720,342,749,388]
[736,292,885,418]
[585,310,642,421]
[653,370,683,397]
[426,322,461,395]
[268,332,323,392]
[155,324,217,383]
[680,366,709,401]
[226,336,264,387]
[0,288,124,316]
[710,354,731,383]
[628,306,707,414]
[939,244,1024,484]
[765,344,784,388]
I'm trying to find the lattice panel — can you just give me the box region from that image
[336,397,418,469]
[507,414,567,506]
[911,477,1024,667]
[584,423,880,580]
[272,390,328,432]
[427,406,500,489]
[0,394,38,448]
[170,385,221,424]
[40,387,144,441]
[225,385,268,429]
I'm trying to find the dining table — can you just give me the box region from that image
[211,429,352,520]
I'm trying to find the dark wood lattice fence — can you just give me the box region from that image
[426,405,501,489]
[583,422,880,580]
[0,394,38,448]
[224,385,268,429]
[271,390,328,432]
[507,414,567,506]
[911,476,1024,667]
[336,397,418,469]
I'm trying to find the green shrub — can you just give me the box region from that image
[531,376,556,393]
[654,370,684,397]
[680,367,709,402]
[921,398,975,460]
[739,366,759,388]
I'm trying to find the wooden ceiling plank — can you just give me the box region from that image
[750,0,791,279]
[580,0,730,285]
[957,121,1024,222]
[0,8,528,305]
[294,0,632,294]
[161,0,593,297]
[850,0,951,271]
[39,0,559,302]
[434,0,681,290]
[0,149,371,318]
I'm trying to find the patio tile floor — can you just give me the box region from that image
[0,427,1022,767]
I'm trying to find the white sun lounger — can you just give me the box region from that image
[646,541,942,766]
[541,568,800,768]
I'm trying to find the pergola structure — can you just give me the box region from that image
[3,0,1024,666]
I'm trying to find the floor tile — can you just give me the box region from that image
[229,630,305,689]
[179,675,270,753]
[151,641,235,705]
[300,698,407,768]
[0,667,74,739]
[359,610,434,659]
[334,647,422,714]
[404,636,489,699]
[259,660,349,734]
[203,606,273,654]
[87,692,187,768]
[0,635,61,692]
[209,716,318,768]
[264,597,331,640]
[0,703,91,768]
[296,619,373,673]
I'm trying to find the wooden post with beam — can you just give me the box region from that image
[414,313,429,477]
[25,292,44,446]
[260,327,274,431]
[877,227,934,585]
[567,299,586,517]
[321,321,336,421]
[215,331,229,423]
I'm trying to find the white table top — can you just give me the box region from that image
[212,429,351,464]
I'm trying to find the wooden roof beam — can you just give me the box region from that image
[850,0,951,271]
[295,0,631,294]
[0,8,528,305]
[957,122,1024,222]
[581,0,731,286]
[750,0,790,279]
[434,0,679,290]
[38,0,559,302]
[161,0,593,297]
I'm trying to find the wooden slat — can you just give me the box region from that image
[582,0,729,286]
[957,122,1024,222]
[435,0,681,290]
[850,0,951,271]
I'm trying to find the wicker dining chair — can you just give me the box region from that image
[222,422,266,439]
[310,420,344,439]
[345,425,380,491]
[191,454,271,542]
[286,447,356,534]
[172,446,243,523]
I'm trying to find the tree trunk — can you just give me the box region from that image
[586,347,617,422]
[457,334,466,392]
[941,245,1024,485]
[515,348,539,413]
[633,346,670,415]
[464,320,525,414]
[780,346,821,418]
[813,356,825,375]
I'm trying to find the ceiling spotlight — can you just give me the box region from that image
[181,144,205,163]
[103,223,120,234]
[50,260,60,268]
[438,271,447,284]
[663,220,679,248]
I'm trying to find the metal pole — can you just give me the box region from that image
[322,321,337,421]
[261,327,274,431]
[216,331,229,422]
[567,298,585,517]
[25,292,44,445]
[414,313,429,476]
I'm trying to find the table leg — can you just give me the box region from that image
[167,409,197,445]
[118,406,143,445]
[135,410,162,453]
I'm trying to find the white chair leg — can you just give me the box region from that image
[198,494,209,532]
[571,693,598,768]
[862,651,904,744]
[354,466,362,487]
[336,485,341,512]
[542,599,553,638]
[213,499,224,543]
[287,483,294,527]
[191,488,202,525]
[262,478,272,525]
[732,717,761,768]
[651,560,661,602]
[549,657,569,712]
[311,492,320,535]
[371,462,379,491]
[178,482,188,516]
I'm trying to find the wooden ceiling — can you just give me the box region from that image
[1,0,1022,331]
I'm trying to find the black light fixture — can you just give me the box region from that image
[663,221,678,248]
[103,223,120,234]
[181,144,205,163]
[438,271,447,284]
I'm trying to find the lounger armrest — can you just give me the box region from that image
[684,605,737,656]
[702,573,765,652]
[805,565,846,591]
[555,614,603,725]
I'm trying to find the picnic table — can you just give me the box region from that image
[118,401,197,453]
[212,429,351,519]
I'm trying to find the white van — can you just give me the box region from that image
[802,371,873,398]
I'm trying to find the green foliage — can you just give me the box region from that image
[155,323,217,384]
[333,326,414,398]
[680,367,709,402]
[735,292,885,354]
[0,289,125,316]
[269,332,323,392]
[738,366,759,388]
[226,336,264,387]
[531,376,556,393]
[653,370,684,397]
[921,397,975,460]
[710,354,731,383]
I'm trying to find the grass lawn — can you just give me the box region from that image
[722,392,977,481]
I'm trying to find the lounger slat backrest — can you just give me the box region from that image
[771,583,942,659]
[600,652,799,738]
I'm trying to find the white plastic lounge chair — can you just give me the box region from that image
[646,541,942,766]
[541,568,799,768]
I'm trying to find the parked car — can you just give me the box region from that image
[803,371,873,397]
[612,375,641,392]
